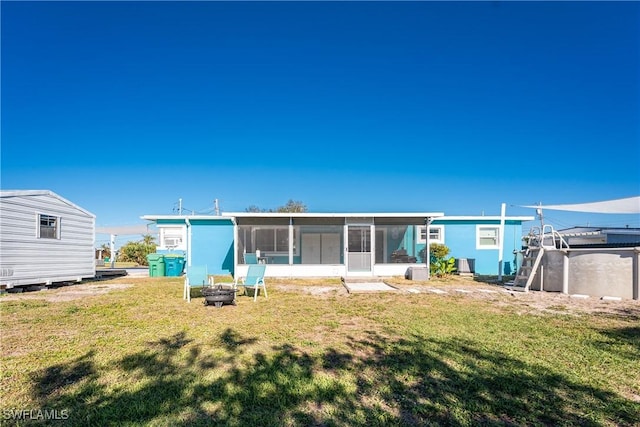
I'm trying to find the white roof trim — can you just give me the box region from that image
[141,215,235,221]
[434,216,535,221]
[0,189,95,218]
[1,190,54,198]
[558,231,602,237]
[223,212,444,218]
[142,213,534,223]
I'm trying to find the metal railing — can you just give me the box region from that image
[525,225,569,250]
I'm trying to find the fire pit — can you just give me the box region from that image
[201,285,237,308]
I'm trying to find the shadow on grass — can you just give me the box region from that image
[596,325,640,359]
[471,275,516,287]
[30,329,639,426]
[608,306,640,322]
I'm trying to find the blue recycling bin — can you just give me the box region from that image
[164,255,185,277]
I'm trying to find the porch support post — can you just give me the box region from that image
[498,203,506,281]
[231,218,237,275]
[344,219,349,276]
[633,247,640,300]
[425,217,432,281]
[110,234,116,268]
[185,218,192,267]
[289,217,294,266]
[371,223,375,274]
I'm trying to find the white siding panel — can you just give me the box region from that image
[0,191,96,288]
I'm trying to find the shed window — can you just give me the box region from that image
[477,226,499,249]
[39,214,59,239]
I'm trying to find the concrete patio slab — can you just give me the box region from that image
[342,282,398,293]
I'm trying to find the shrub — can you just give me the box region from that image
[420,243,457,277]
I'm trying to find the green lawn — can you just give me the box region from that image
[1,277,639,426]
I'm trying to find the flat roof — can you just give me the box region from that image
[223,212,445,218]
[141,215,235,221]
[142,212,444,222]
[433,215,535,221]
[142,212,534,223]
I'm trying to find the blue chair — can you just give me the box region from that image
[243,253,258,264]
[238,264,267,302]
[183,265,209,303]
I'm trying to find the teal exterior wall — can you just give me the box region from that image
[149,216,529,277]
[433,219,525,275]
[190,219,235,275]
[155,218,235,275]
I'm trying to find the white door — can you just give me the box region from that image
[347,226,372,273]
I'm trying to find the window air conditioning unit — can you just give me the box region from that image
[164,237,181,248]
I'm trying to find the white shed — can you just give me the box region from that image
[0,190,96,289]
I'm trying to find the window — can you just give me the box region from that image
[161,227,185,249]
[348,227,371,252]
[477,226,499,249]
[275,228,289,252]
[38,214,59,239]
[254,227,295,254]
[416,225,444,244]
[255,229,275,251]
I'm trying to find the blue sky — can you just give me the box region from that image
[2,1,639,246]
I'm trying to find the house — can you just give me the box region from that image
[556,226,640,247]
[0,190,96,289]
[141,210,534,278]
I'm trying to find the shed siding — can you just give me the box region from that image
[0,192,96,288]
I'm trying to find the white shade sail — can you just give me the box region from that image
[521,196,640,214]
